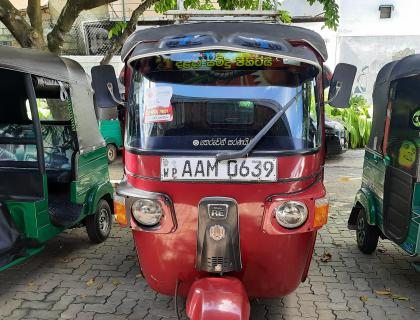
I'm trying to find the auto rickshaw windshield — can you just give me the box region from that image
[126,50,320,154]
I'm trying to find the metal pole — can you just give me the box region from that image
[177,0,184,11]
[24,73,45,174]
[122,0,126,22]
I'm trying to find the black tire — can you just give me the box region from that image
[86,199,112,244]
[106,144,117,163]
[356,208,379,254]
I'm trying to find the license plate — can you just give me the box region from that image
[161,157,277,182]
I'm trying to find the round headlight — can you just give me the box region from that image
[274,201,308,229]
[131,199,163,227]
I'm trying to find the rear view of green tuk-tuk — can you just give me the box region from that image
[0,46,114,271]
[96,107,123,163]
[91,67,124,163]
[349,54,420,256]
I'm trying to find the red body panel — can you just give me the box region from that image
[127,151,325,297]
[186,277,250,320]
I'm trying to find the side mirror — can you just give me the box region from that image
[91,65,125,108]
[327,63,357,108]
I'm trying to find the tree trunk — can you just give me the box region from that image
[100,0,159,65]
[0,0,46,49]
[47,0,117,54]
[27,0,43,34]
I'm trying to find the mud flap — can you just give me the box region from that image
[383,166,414,244]
[186,277,250,320]
[0,203,22,268]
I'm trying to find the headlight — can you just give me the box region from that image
[274,201,308,229]
[131,199,163,227]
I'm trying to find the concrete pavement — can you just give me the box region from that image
[1,150,420,320]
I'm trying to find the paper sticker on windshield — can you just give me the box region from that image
[144,86,173,123]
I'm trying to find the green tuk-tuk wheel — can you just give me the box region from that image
[106,144,117,163]
[86,199,112,243]
[356,208,379,254]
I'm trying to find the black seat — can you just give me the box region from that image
[41,124,75,184]
[46,170,72,184]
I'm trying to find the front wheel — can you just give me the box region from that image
[356,208,379,254]
[86,199,112,243]
[106,144,117,163]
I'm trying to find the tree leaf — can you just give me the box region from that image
[278,10,292,24]
[86,278,95,287]
[358,115,367,138]
[112,279,121,286]
[320,250,332,262]
[375,288,392,296]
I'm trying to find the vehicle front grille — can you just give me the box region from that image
[207,256,232,269]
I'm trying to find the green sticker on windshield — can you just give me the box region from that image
[412,110,420,128]
[239,101,254,109]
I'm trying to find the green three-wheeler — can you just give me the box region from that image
[96,106,123,163]
[0,46,114,271]
[349,54,420,257]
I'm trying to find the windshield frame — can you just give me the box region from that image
[125,52,323,157]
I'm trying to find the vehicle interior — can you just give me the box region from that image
[383,75,420,244]
[0,68,81,227]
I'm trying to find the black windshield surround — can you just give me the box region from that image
[126,51,321,156]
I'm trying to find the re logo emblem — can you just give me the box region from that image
[208,204,228,220]
[412,110,420,128]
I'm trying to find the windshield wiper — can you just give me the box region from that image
[215,89,304,161]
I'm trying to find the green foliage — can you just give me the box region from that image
[278,10,292,24]
[326,96,373,149]
[108,21,128,39]
[307,0,339,30]
[154,0,338,29]
[154,0,177,13]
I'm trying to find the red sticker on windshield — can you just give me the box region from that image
[144,86,174,123]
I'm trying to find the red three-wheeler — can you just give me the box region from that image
[92,22,356,320]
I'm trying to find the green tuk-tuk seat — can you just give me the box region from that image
[41,124,75,184]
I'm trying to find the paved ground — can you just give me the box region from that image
[1,150,420,320]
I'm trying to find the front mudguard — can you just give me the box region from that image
[348,187,376,229]
[186,277,250,320]
[85,181,114,215]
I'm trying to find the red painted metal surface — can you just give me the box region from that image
[186,277,250,320]
[128,151,324,298]
[119,42,329,320]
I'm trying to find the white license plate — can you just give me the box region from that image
[161,157,277,182]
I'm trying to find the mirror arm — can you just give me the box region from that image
[107,83,126,107]
[325,81,342,104]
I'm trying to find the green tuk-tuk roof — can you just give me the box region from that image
[370,54,420,152]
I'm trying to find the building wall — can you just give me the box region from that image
[283,0,420,101]
[338,0,420,37]
[65,55,123,77]
[336,0,420,101]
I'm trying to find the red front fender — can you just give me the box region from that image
[186,277,250,320]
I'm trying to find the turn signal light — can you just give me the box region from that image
[313,197,329,228]
[114,194,128,226]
